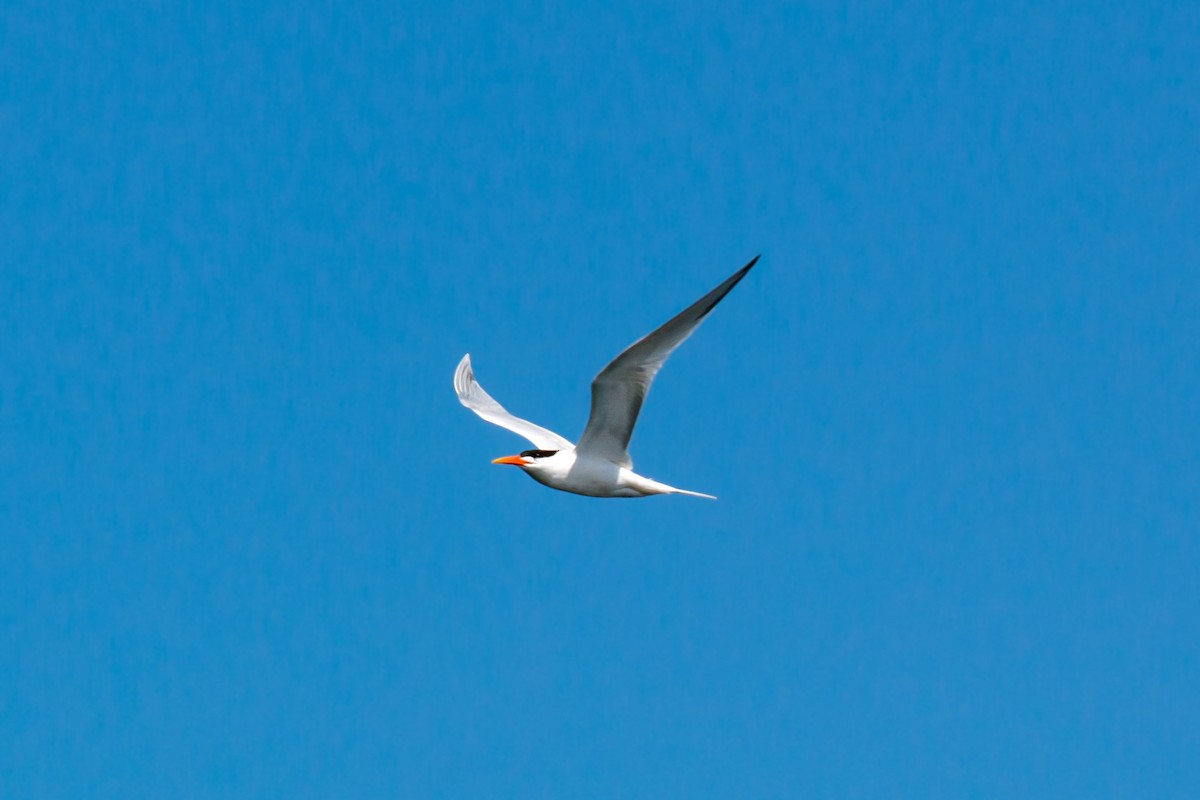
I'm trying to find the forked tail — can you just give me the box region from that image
[631,473,718,500]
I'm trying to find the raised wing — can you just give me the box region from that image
[454,354,574,451]
[574,256,758,468]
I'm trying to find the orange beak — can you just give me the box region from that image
[491,455,527,466]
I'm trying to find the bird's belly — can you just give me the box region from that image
[528,459,647,498]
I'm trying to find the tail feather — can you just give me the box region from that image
[633,474,718,500]
[670,488,717,500]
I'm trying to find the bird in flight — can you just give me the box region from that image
[454,256,758,499]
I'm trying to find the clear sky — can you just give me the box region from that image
[3,1,1198,797]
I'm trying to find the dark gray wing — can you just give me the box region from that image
[574,256,758,468]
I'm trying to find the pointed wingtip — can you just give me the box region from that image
[456,353,473,378]
[730,254,759,282]
[736,254,760,277]
[454,353,474,396]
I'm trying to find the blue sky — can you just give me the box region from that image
[2,1,1198,796]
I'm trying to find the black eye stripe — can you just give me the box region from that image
[519,449,559,459]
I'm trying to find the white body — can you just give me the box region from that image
[521,449,715,499]
[454,257,758,499]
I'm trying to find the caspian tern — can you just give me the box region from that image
[454,256,758,498]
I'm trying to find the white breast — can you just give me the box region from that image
[524,449,669,498]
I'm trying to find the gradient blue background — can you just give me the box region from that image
[3,1,1198,796]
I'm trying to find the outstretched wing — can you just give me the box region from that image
[574,256,758,468]
[453,354,574,451]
